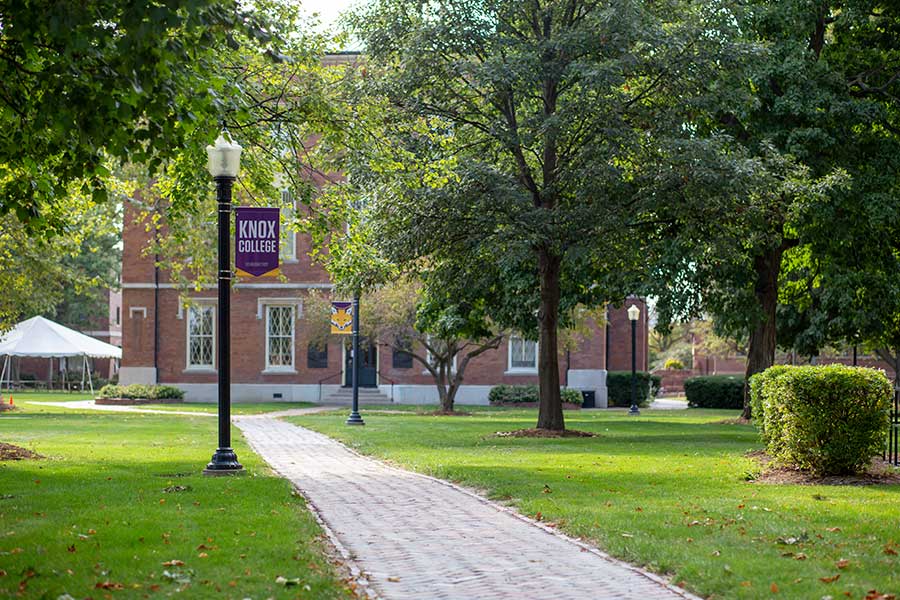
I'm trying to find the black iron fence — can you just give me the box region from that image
[887,385,900,466]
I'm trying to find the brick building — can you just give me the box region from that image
[118,199,649,405]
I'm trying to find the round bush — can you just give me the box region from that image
[758,365,892,475]
[684,375,744,409]
[663,358,685,370]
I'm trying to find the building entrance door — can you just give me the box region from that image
[344,339,377,388]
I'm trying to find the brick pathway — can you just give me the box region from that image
[236,416,700,600]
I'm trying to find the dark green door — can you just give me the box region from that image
[345,339,377,387]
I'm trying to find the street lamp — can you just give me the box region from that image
[627,304,641,416]
[203,133,243,475]
[346,294,365,426]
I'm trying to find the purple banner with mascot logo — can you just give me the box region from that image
[235,207,280,277]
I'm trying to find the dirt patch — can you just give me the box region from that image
[713,417,752,425]
[0,404,15,412]
[0,442,43,461]
[493,428,596,438]
[747,450,900,486]
[95,398,183,406]
[491,402,582,410]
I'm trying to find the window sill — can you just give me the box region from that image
[280,258,299,264]
[262,368,297,374]
[505,369,538,376]
[183,367,216,374]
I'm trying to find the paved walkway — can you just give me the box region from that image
[236,416,699,600]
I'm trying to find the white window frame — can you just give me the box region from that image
[280,189,297,263]
[424,337,457,374]
[185,303,216,372]
[507,335,538,374]
[264,304,296,373]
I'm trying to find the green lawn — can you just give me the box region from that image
[0,398,354,599]
[289,408,900,600]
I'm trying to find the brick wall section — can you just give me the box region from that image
[606,300,648,372]
[121,193,645,388]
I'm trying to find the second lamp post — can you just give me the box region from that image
[627,303,641,416]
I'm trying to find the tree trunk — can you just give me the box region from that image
[536,247,564,430]
[443,380,458,413]
[742,245,785,419]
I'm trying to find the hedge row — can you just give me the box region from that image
[488,385,583,406]
[606,372,659,407]
[684,375,745,409]
[749,365,892,475]
[98,384,185,400]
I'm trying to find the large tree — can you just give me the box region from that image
[334,0,753,430]
[652,0,899,418]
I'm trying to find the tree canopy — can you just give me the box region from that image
[325,0,757,430]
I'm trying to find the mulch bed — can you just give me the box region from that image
[746,450,900,486]
[493,428,596,438]
[0,443,43,461]
[0,403,14,412]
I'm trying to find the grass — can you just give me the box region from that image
[0,395,354,599]
[11,391,317,415]
[289,408,900,600]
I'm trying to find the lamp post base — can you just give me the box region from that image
[346,411,366,426]
[203,448,243,475]
[628,406,641,416]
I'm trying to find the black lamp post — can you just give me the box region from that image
[346,294,365,425]
[627,304,641,416]
[203,133,244,475]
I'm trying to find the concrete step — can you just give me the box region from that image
[321,388,393,405]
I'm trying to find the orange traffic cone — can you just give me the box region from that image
[8,395,12,406]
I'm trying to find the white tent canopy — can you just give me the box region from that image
[0,316,122,396]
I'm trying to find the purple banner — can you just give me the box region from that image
[235,207,280,277]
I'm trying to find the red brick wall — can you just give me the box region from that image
[606,300,648,372]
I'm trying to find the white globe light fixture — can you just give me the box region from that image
[206,133,242,178]
[627,304,640,321]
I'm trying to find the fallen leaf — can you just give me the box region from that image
[535,512,542,521]
[741,581,752,587]
[826,527,841,533]
[836,559,850,569]
[771,583,779,593]
[95,581,124,590]
[820,574,841,583]
[198,552,208,558]
[0,569,5,577]
[542,484,552,494]
[67,544,76,553]
[621,533,634,538]
[228,581,237,587]
[87,529,96,535]
[883,545,898,556]
[795,553,808,561]
[162,560,184,567]
[712,550,721,556]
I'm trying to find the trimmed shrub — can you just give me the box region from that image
[561,388,584,406]
[758,365,892,475]
[606,372,654,407]
[97,384,184,400]
[748,365,792,439]
[684,375,745,409]
[663,358,685,370]
[488,385,583,406]
[650,374,662,398]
